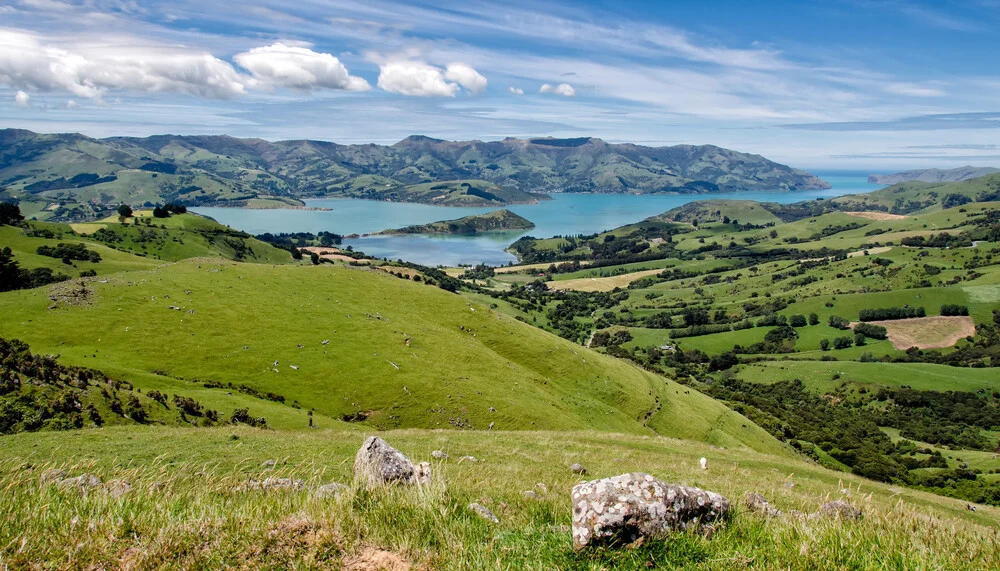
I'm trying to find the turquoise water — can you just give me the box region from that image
[194,171,880,266]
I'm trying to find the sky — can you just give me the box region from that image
[1,0,999,171]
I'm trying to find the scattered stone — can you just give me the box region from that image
[536,483,548,494]
[967,504,977,512]
[246,477,305,491]
[783,481,795,489]
[570,463,587,475]
[571,472,730,550]
[743,492,782,517]
[522,490,538,500]
[261,459,276,467]
[431,450,448,460]
[106,479,132,498]
[354,436,417,487]
[40,468,69,483]
[457,456,478,464]
[699,457,708,470]
[817,500,862,521]
[56,473,104,492]
[469,502,499,523]
[313,482,349,499]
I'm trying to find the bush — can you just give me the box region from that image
[941,304,969,316]
[819,339,830,351]
[858,307,925,321]
[36,243,101,263]
[808,313,820,325]
[828,315,850,330]
[833,336,854,350]
[854,323,888,340]
[789,314,807,327]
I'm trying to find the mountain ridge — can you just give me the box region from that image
[868,166,1000,185]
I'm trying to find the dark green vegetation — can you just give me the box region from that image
[380,209,535,235]
[0,129,827,221]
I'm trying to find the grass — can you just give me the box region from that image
[0,425,997,570]
[0,258,786,455]
[734,361,1000,393]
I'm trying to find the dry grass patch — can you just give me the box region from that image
[863,316,976,350]
[549,269,663,292]
[844,212,909,221]
[847,246,892,258]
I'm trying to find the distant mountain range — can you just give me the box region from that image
[0,129,829,219]
[868,166,1000,185]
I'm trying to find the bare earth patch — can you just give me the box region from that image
[847,246,892,258]
[857,316,976,350]
[301,247,372,264]
[342,547,412,571]
[549,268,664,292]
[845,211,909,221]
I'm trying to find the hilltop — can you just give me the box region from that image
[869,166,1000,185]
[380,209,535,235]
[0,129,827,221]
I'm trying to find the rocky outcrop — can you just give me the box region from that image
[817,500,863,521]
[571,473,730,550]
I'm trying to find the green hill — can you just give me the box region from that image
[1,129,829,221]
[381,209,535,235]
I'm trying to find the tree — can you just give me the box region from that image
[769,229,778,239]
[828,315,850,329]
[789,314,807,327]
[833,336,854,350]
[309,251,320,265]
[0,247,24,292]
[117,204,133,218]
[808,313,820,326]
[854,333,866,346]
[820,338,830,351]
[0,202,23,226]
[152,206,169,218]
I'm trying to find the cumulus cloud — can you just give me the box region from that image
[0,29,247,100]
[508,86,524,95]
[14,90,30,107]
[443,62,486,94]
[539,82,576,96]
[233,43,370,92]
[377,60,486,97]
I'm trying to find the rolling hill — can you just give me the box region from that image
[0,129,829,221]
[869,166,1000,185]
[380,209,535,235]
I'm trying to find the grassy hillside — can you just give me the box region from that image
[381,209,535,235]
[0,257,785,455]
[0,425,996,569]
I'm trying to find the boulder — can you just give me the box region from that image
[469,503,499,523]
[354,436,416,487]
[414,462,432,485]
[571,472,730,550]
[570,463,587,475]
[246,477,305,491]
[743,492,781,517]
[431,450,448,460]
[817,500,862,521]
[40,468,69,484]
[106,479,132,498]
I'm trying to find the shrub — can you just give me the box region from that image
[789,314,807,328]
[854,323,888,340]
[819,339,830,351]
[941,304,969,316]
[833,336,854,350]
[828,315,851,329]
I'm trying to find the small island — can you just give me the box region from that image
[379,209,535,235]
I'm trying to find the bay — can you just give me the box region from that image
[193,170,879,266]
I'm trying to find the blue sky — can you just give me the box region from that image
[1,0,998,170]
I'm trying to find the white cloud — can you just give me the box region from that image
[233,43,370,92]
[508,86,524,95]
[0,29,247,100]
[883,82,946,97]
[65,99,78,109]
[377,60,486,97]
[443,62,486,93]
[540,83,576,97]
[14,90,30,107]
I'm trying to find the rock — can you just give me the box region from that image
[313,482,348,499]
[783,481,795,489]
[56,473,103,492]
[106,480,132,498]
[431,450,448,460]
[354,436,416,487]
[699,457,708,470]
[571,472,730,550]
[570,463,587,475]
[246,477,305,491]
[414,462,432,485]
[457,456,478,464]
[817,500,862,521]
[743,492,781,517]
[536,483,548,494]
[261,459,276,467]
[469,503,499,523]
[40,468,69,483]
[522,490,538,500]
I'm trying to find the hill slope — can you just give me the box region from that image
[381,209,535,235]
[1,129,828,220]
[0,257,787,455]
[869,166,1000,185]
